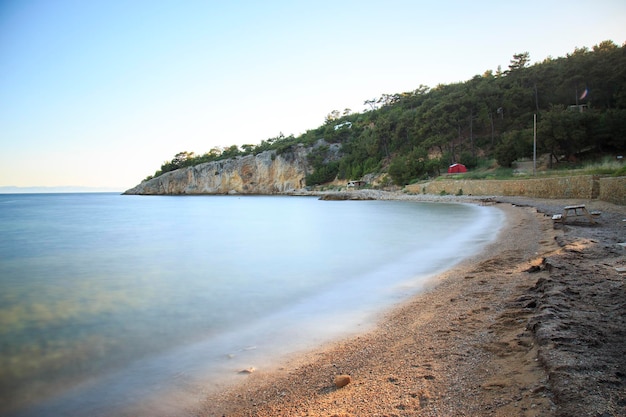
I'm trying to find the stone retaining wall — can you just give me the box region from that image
[598,177,626,205]
[405,175,626,205]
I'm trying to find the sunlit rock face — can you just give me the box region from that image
[124,147,311,195]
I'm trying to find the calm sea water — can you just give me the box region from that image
[0,193,503,416]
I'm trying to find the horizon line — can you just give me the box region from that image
[0,185,125,194]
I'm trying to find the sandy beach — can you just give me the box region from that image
[196,195,626,417]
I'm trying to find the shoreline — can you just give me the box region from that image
[196,195,626,417]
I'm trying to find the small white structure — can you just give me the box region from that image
[334,122,352,131]
[347,180,366,188]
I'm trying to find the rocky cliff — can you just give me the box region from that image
[124,146,311,195]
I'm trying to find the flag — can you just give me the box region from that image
[579,88,588,100]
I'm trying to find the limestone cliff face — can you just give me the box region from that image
[124,147,311,195]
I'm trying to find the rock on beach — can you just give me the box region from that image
[334,375,351,388]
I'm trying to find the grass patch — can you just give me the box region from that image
[458,167,515,180]
[579,158,626,176]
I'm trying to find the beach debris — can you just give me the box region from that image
[334,374,351,388]
[616,267,626,274]
[238,367,256,374]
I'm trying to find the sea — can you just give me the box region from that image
[0,193,503,416]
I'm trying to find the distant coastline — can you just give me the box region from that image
[0,186,124,194]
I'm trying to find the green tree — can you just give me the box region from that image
[508,52,530,72]
[221,145,241,159]
[241,144,255,154]
[495,129,533,167]
[388,147,433,185]
[538,105,590,162]
[306,162,339,185]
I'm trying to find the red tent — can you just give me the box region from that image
[448,163,467,173]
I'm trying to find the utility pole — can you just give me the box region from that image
[533,113,537,176]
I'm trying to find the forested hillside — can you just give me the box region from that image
[148,40,626,186]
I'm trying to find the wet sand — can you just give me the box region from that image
[195,195,626,417]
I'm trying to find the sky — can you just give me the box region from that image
[1,0,625,191]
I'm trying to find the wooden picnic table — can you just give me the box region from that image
[552,204,597,224]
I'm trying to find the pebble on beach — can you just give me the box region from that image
[334,375,351,388]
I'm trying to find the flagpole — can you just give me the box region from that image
[533,113,537,176]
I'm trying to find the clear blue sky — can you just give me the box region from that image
[1,0,625,190]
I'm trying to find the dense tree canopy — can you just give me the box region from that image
[147,41,626,185]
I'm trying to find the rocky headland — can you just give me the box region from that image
[123,147,311,195]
